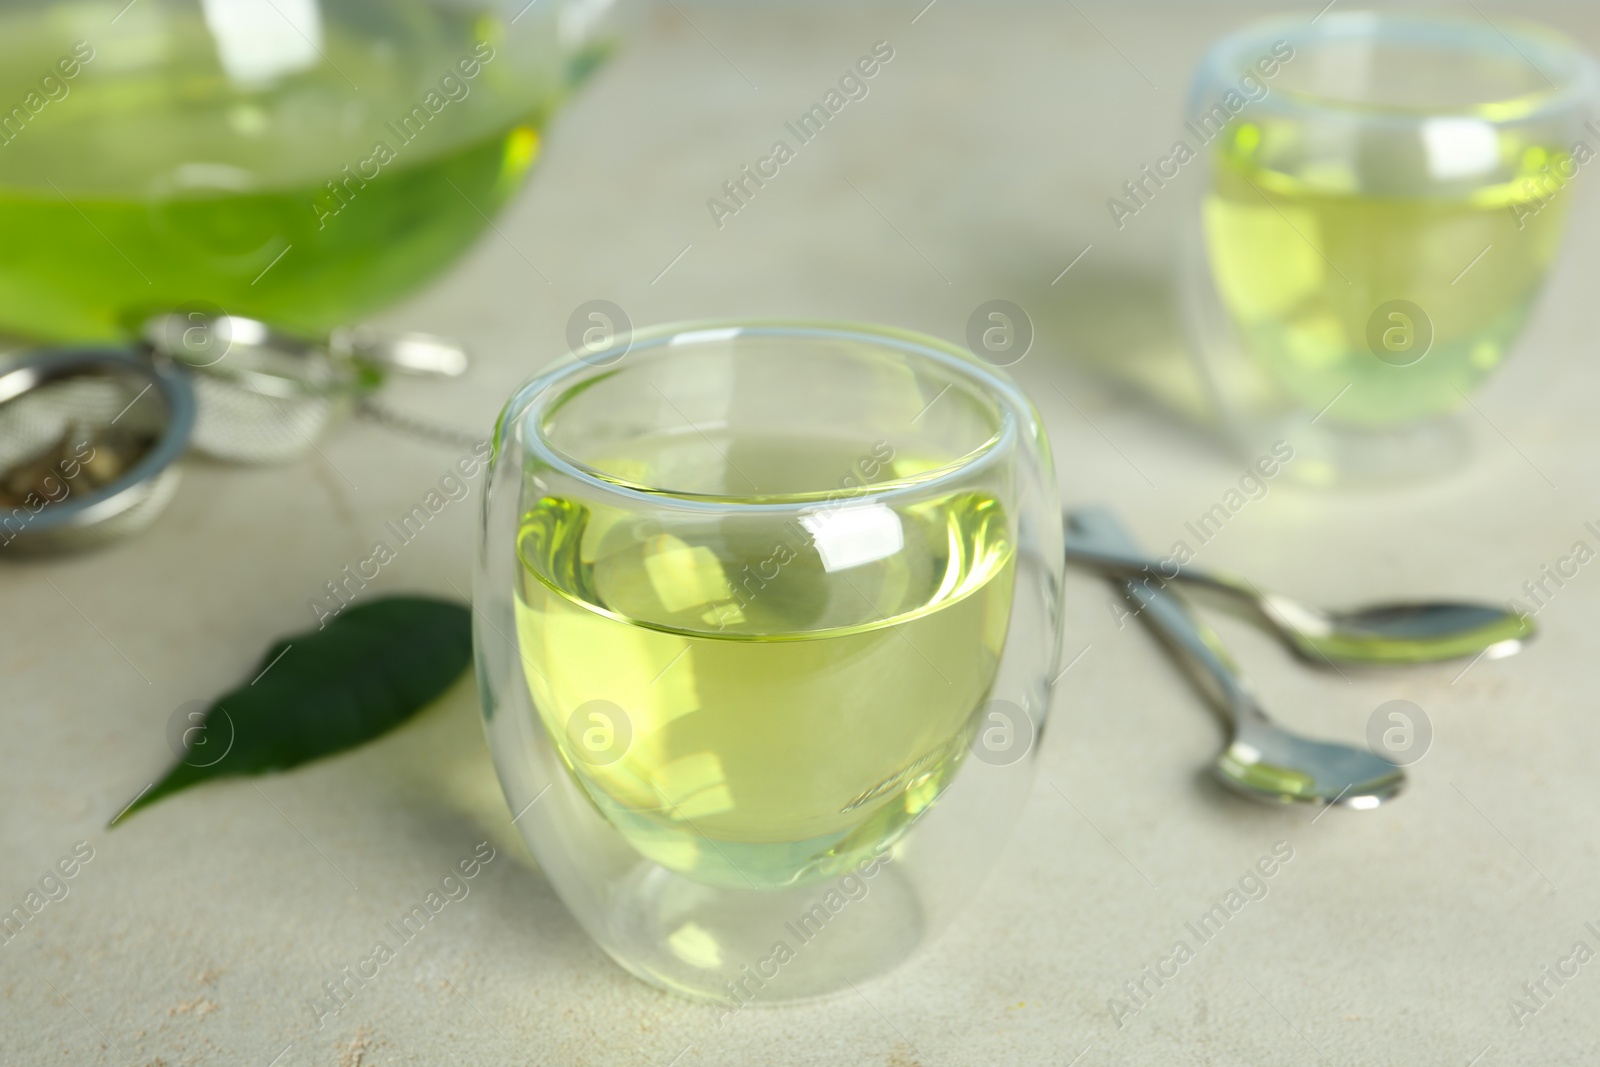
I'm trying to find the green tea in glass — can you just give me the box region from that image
[476,322,1065,1002]
[1184,12,1599,482]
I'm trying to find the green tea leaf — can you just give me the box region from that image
[113,596,472,826]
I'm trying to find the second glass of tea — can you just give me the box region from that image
[1183,12,1600,482]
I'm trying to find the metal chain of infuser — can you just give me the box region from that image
[354,397,488,452]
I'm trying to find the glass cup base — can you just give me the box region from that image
[605,858,925,1005]
[1244,411,1472,487]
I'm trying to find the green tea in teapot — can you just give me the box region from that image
[0,0,587,340]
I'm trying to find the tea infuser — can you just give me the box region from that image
[141,313,482,461]
[142,313,376,464]
[0,348,195,554]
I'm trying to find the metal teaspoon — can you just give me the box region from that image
[1062,534,1532,667]
[1068,507,1405,807]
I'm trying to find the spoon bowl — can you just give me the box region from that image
[1216,723,1406,807]
[1267,596,1531,666]
[1063,539,1534,667]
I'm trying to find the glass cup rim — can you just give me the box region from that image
[497,318,1031,512]
[1193,10,1600,124]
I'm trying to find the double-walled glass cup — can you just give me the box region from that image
[475,321,1063,1005]
[1181,12,1600,483]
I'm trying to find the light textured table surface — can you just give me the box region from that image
[8,2,1600,1064]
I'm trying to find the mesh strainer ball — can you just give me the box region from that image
[0,349,195,554]
[142,314,379,464]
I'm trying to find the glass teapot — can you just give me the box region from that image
[0,0,613,342]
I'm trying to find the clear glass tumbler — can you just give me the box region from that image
[1181,12,1600,483]
[475,321,1063,1005]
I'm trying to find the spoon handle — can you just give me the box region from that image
[1066,508,1262,727]
[1062,537,1257,605]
